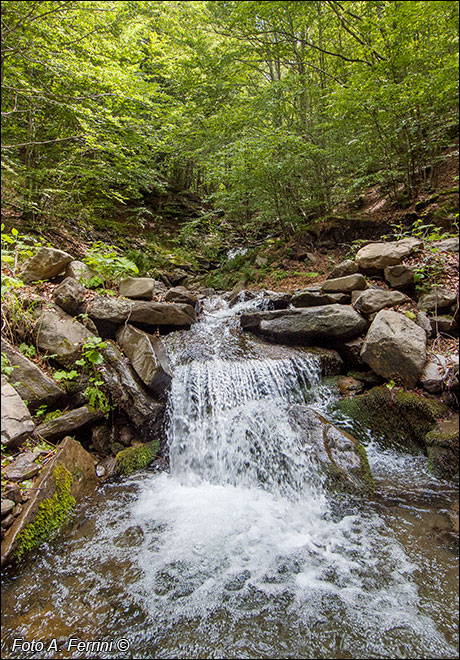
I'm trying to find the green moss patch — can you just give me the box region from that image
[425,416,459,479]
[114,440,160,476]
[15,465,75,562]
[336,386,448,452]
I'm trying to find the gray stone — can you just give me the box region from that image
[327,259,359,279]
[1,376,35,448]
[240,309,301,331]
[360,310,427,388]
[354,289,409,314]
[420,355,450,394]
[35,304,94,366]
[2,484,22,504]
[91,424,112,455]
[415,311,433,338]
[418,288,458,311]
[264,291,292,309]
[65,260,98,284]
[164,286,198,307]
[1,339,64,411]
[98,343,164,440]
[321,274,367,293]
[430,315,458,334]
[87,296,196,332]
[19,247,73,283]
[355,238,422,271]
[119,277,156,300]
[433,237,459,253]
[36,406,104,442]
[384,264,415,289]
[255,255,269,267]
[52,276,86,315]
[116,324,172,397]
[257,305,368,345]
[1,500,15,519]
[3,452,39,482]
[292,287,350,307]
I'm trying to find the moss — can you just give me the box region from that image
[353,441,375,493]
[424,417,459,479]
[336,385,448,452]
[114,440,160,476]
[15,465,75,562]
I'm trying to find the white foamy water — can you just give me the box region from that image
[1,294,458,659]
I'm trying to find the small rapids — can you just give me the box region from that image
[1,294,458,659]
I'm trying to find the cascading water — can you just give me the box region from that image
[1,294,458,659]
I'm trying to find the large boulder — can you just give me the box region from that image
[240,309,301,331]
[384,264,415,290]
[36,405,105,442]
[52,277,86,315]
[353,289,409,314]
[116,324,173,397]
[327,259,359,279]
[164,286,198,307]
[65,260,98,284]
[291,287,349,307]
[360,309,426,388]
[1,339,64,411]
[355,238,422,271]
[119,277,156,300]
[35,304,94,366]
[321,273,367,293]
[19,247,73,283]
[417,288,458,311]
[98,343,164,440]
[1,376,35,448]
[86,296,196,336]
[253,305,367,345]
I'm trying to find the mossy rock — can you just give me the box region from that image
[114,440,160,476]
[336,386,449,452]
[425,415,459,479]
[15,466,75,562]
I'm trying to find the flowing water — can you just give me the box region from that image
[1,295,458,659]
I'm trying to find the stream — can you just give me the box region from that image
[1,295,458,659]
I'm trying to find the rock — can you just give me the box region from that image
[327,259,359,279]
[420,355,450,394]
[3,452,40,482]
[321,274,367,293]
[337,386,448,452]
[384,264,415,289]
[12,504,23,517]
[432,237,459,253]
[339,337,366,369]
[91,424,112,455]
[415,311,433,338]
[65,260,98,284]
[264,291,292,309]
[35,304,94,366]
[2,516,14,529]
[200,287,216,297]
[425,415,459,479]
[292,287,350,307]
[290,407,374,494]
[255,255,268,267]
[1,339,64,412]
[1,376,35,448]
[19,247,73,283]
[360,310,426,388]
[229,288,258,307]
[98,343,164,440]
[417,288,458,311]
[350,290,363,305]
[36,405,105,442]
[164,286,198,307]
[355,238,422,271]
[354,289,409,314]
[304,347,344,376]
[52,277,86,315]
[160,268,188,286]
[119,277,156,300]
[114,441,160,476]
[430,315,458,334]
[2,484,22,504]
[1,500,15,519]
[1,436,98,567]
[337,376,364,396]
[86,296,196,336]
[254,305,367,345]
[95,456,116,480]
[241,309,301,331]
[116,324,172,397]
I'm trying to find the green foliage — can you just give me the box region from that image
[19,343,36,359]
[15,465,75,562]
[83,242,139,288]
[114,441,160,476]
[1,353,16,378]
[75,337,111,414]
[53,369,79,383]
[1,224,45,272]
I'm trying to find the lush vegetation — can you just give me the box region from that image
[1,1,458,244]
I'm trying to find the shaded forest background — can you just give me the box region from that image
[1,1,458,265]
